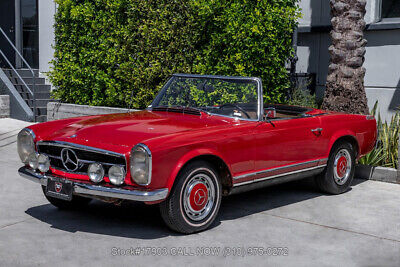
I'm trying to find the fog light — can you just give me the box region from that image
[88,163,104,183]
[38,154,50,172]
[28,153,39,170]
[108,165,125,185]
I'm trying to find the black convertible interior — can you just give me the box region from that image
[206,103,311,120]
[264,104,311,119]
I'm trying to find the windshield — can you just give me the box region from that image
[151,75,260,120]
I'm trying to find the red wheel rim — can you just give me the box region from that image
[189,183,208,211]
[336,156,347,178]
[182,170,216,221]
[333,149,352,185]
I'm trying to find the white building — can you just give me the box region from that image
[297,0,400,121]
[0,0,56,121]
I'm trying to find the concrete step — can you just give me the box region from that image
[24,99,52,107]
[33,92,51,99]
[34,107,47,116]
[13,84,51,93]
[2,68,39,77]
[9,77,46,85]
[15,90,51,100]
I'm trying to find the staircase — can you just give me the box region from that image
[2,69,51,122]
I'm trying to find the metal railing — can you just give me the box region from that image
[0,27,36,121]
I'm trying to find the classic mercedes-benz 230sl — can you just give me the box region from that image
[18,74,377,233]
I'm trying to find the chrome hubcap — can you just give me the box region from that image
[333,149,351,185]
[183,172,215,221]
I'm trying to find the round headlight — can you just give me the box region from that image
[109,165,125,185]
[28,153,39,170]
[38,154,50,173]
[88,163,104,183]
[17,128,35,164]
[130,144,152,185]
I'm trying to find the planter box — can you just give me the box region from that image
[47,102,138,121]
[356,164,399,184]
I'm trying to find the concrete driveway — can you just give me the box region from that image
[0,118,399,267]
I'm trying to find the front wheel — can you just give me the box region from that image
[159,161,222,234]
[315,141,356,194]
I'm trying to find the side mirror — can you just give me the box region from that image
[264,107,276,119]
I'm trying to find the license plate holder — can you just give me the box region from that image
[45,177,73,201]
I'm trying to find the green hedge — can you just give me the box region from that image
[50,0,300,108]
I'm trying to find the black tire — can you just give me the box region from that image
[159,160,222,234]
[315,141,356,194]
[41,186,91,210]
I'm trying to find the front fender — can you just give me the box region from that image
[165,147,231,190]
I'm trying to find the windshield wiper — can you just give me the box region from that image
[151,105,210,115]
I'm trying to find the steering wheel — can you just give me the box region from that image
[219,103,251,119]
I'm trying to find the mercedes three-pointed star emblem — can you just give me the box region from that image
[61,148,79,172]
[194,189,207,206]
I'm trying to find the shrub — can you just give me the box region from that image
[287,88,318,108]
[359,102,399,169]
[49,0,300,108]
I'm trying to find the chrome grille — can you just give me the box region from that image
[37,141,126,175]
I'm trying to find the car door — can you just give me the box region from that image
[253,116,327,177]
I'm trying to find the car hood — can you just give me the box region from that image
[43,110,233,150]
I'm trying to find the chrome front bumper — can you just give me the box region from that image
[18,167,168,202]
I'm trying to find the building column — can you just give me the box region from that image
[38,0,56,73]
[14,0,22,68]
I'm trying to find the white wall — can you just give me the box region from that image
[297,29,400,122]
[297,0,399,121]
[38,0,56,73]
[298,0,381,27]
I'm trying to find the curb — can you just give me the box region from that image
[355,164,399,184]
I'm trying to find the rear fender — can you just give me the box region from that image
[328,130,360,157]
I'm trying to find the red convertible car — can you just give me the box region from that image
[18,74,377,233]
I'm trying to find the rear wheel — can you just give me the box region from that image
[315,141,356,194]
[159,160,222,234]
[41,186,91,209]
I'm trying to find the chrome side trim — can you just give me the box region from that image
[18,167,168,202]
[233,158,328,180]
[233,164,327,187]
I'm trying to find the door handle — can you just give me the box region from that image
[311,128,323,135]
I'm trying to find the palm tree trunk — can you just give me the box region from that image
[322,0,369,114]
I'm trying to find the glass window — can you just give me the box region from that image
[382,0,400,19]
[21,0,39,68]
[152,75,259,120]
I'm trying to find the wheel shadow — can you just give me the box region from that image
[25,178,367,239]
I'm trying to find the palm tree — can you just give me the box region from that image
[322,0,369,114]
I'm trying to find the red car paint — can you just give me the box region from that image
[27,107,377,198]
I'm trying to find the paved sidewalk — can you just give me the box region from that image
[0,119,399,267]
[0,118,33,148]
